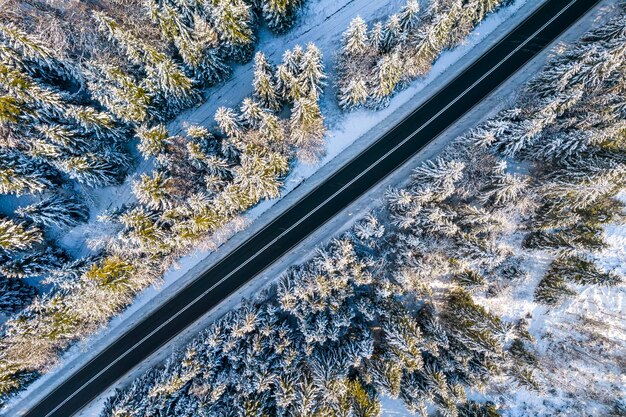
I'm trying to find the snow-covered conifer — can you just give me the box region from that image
[341,16,369,58]
[372,52,403,103]
[214,107,243,139]
[337,77,368,110]
[289,97,326,162]
[261,0,303,33]
[252,52,281,111]
[0,217,42,253]
[299,43,326,99]
[137,124,170,159]
[133,171,175,210]
[16,195,89,229]
[0,275,36,314]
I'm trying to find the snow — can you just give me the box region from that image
[9,0,621,415]
[381,396,413,416]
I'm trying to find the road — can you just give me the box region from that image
[20,0,601,415]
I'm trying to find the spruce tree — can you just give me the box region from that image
[253,52,281,111]
[0,217,42,253]
[262,0,303,33]
[299,43,326,99]
[372,53,403,104]
[16,195,89,229]
[338,77,368,110]
[133,171,174,210]
[289,97,326,162]
[214,106,243,139]
[137,124,170,159]
[0,275,36,314]
[93,11,197,114]
[209,0,255,58]
[341,16,369,58]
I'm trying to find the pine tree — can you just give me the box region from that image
[86,63,154,125]
[253,52,281,111]
[262,0,303,33]
[398,0,422,33]
[411,157,465,193]
[369,22,385,52]
[547,255,621,287]
[209,0,255,54]
[93,11,197,114]
[240,97,265,129]
[214,106,243,139]
[137,124,170,159]
[276,45,305,101]
[118,207,169,250]
[372,52,403,104]
[289,97,326,162]
[84,256,136,291]
[16,195,89,229]
[0,23,76,84]
[0,149,53,195]
[348,379,381,417]
[234,151,288,201]
[0,248,65,279]
[534,272,576,306]
[341,16,369,58]
[338,77,369,110]
[0,24,129,194]
[0,217,42,253]
[299,43,326,99]
[58,154,121,187]
[0,275,36,314]
[146,1,231,85]
[259,112,286,149]
[133,171,174,210]
[381,14,402,53]
[453,269,486,293]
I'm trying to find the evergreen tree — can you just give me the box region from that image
[214,106,243,139]
[133,171,175,210]
[137,124,170,159]
[372,52,403,104]
[16,195,89,229]
[253,52,281,111]
[86,63,155,125]
[338,77,368,110]
[289,97,326,162]
[368,22,385,52]
[146,0,231,85]
[261,0,304,33]
[398,0,422,33]
[58,154,122,187]
[209,0,255,61]
[341,16,369,58]
[0,275,36,314]
[299,43,326,99]
[0,149,53,195]
[381,14,402,53]
[0,248,65,279]
[0,217,42,253]
[93,11,197,114]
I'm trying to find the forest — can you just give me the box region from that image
[0,0,511,404]
[99,4,626,416]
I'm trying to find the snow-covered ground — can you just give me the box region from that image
[10,0,623,415]
[482,192,626,416]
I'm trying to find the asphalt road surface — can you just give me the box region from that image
[21,0,602,415]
